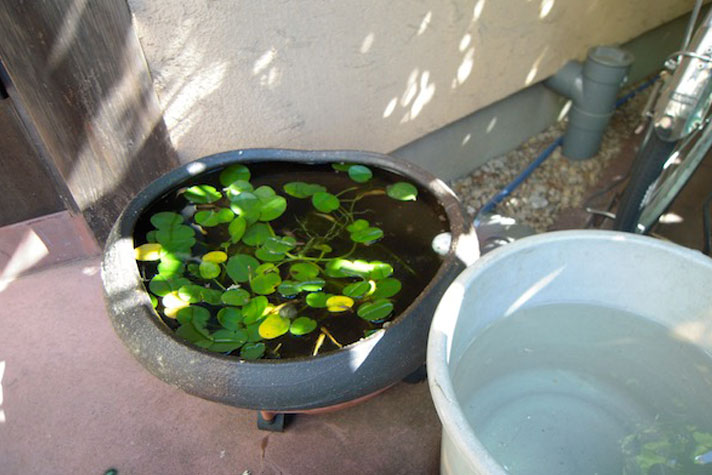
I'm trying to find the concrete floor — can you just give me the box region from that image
[1,133,709,475]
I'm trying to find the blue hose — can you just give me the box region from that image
[474,75,660,224]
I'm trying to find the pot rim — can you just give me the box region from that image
[104,148,478,367]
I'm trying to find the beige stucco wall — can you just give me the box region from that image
[128,0,693,163]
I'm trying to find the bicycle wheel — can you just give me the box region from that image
[613,119,711,233]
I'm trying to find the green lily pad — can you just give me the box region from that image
[228,216,247,243]
[175,323,211,348]
[242,296,269,325]
[242,223,272,246]
[177,284,205,303]
[263,236,296,254]
[198,260,221,279]
[331,162,352,172]
[157,255,185,278]
[297,279,325,292]
[201,288,223,305]
[240,342,266,360]
[305,292,330,308]
[347,165,372,183]
[219,163,251,186]
[250,271,281,295]
[346,219,369,233]
[371,278,402,298]
[258,314,290,339]
[176,305,211,338]
[135,242,162,260]
[369,261,393,280]
[209,328,247,353]
[343,280,372,298]
[230,192,261,224]
[146,230,158,243]
[254,247,285,262]
[155,225,196,252]
[150,211,183,229]
[149,275,191,297]
[312,192,340,213]
[225,180,254,200]
[290,317,317,336]
[357,299,394,321]
[259,196,287,221]
[217,307,244,330]
[386,182,418,201]
[277,280,300,297]
[221,288,251,306]
[226,254,260,283]
[194,208,234,227]
[184,185,222,204]
[325,259,371,278]
[350,226,384,244]
[283,182,327,198]
[290,262,320,281]
[150,294,158,308]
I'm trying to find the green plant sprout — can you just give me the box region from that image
[134,162,420,360]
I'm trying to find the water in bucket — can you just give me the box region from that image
[454,302,712,474]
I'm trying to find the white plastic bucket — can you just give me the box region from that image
[427,230,712,474]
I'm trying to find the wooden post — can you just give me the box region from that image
[0,0,178,243]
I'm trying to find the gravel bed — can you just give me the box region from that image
[450,86,651,233]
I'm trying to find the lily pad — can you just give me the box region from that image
[277,280,300,297]
[184,185,222,204]
[209,328,247,353]
[219,163,251,186]
[346,219,369,233]
[305,292,330,308]
[290,262,320,281]
[326,295,354,312]
[343,280,373,298]
[242,296,269,324]
[194,208,234,227]
[350,226,384,244]
[242,223,272,246]
[331,162,352,172]
[258,314,290,339]
[228,216,248,243]
[262,236,296,254]
[176,305,211,338]
[283,182,326,198]
[250,270,281,295]
[259,196,287,221]
[347,165,372,183]
[312,192,340,213]
[371,278,402,298]
[202,251,228,263]
[240,342,266,360]
[221,288,250,306]
[225,180,253,200]
[290,317,317,336]
[253,185,276,200]
[297,279,325,292]
[369,261,394,280]
[198,260,221,279]
[150,211,183,229]
[149,275,191,297]
[217,307,244,330]
[357,299,394,321]
[386,182,418,201]
[254,247,285,262]
[226,254,260,283]
[156,225,196,252]
[135,243,162,261]
[230,192,261,224]
[177,284,205,303]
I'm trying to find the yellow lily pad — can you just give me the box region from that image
[258,314,290,339]
[202,251,228,263]
[162,291,190,309]
[326,295,354,312]
[134,243,163,261]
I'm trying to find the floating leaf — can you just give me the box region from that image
[290,262,320,281]
[158,254,185,277]
[306,292,330,308]
[150,294,158,308]
[242,296,269,324]
[346,219,369,233]
[251,185,274,199]
[325,259,371,278]
[135,243,163,261]
[175,323,211,347]
[228,216,247,243]
[221,288,251,306]
[343,281,373,298]
[350,226,384,244]
[194,208,234,227]
[283,182,327,198]
[230,192,261,224]
[209,328,247,353]
[176,305,211,338]
[202,251,227,264]
[184,185,222,204]
[250,271,281,295]
[149,275,191,297]
[263,236,296,254]
[326,295,354,312]
[259,196,287,221]
[357,299,394,321]
[386,182,418,201]
[226,254,260,283]
[150,212,183,229]
[347,165,372,183]
[156,225,196,252]
[225,180,254,200]
[369,261,393,280]
[219,163,251,186]
[297,279,325,292]
[146,230,158,243]
[371,278,401,298]
[312,192,340,213]
[217,307,244,330]
[199,260,221,279]
[331,162,352,172]
[162,291,190,310]
[278,280,300,297]
[255,247,285,262]
[314,243,332,254]
[241,342,266,360]
[201,288,223,305]
[177,284,205,303]
[258,314,290,339]
[290,317,317,336]
[242,223,272,246]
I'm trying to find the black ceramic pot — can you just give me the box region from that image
[101,149,478,412]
